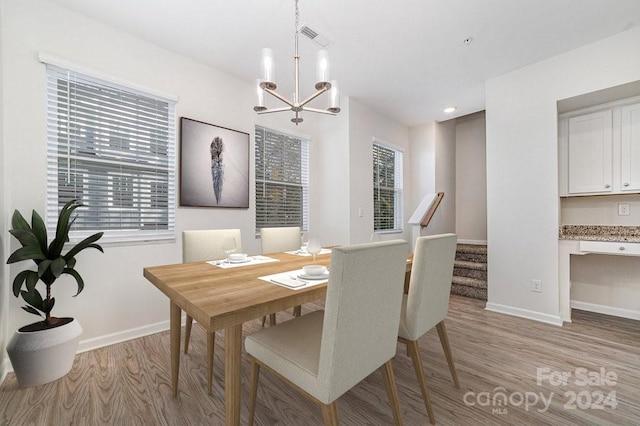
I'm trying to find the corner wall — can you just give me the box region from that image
[0,0,8,382]
[486,26,640,324]
[455,111,487,243]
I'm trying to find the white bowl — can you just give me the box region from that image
[229,253,248,261]
[303,265,327,276]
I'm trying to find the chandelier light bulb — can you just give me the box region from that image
[315,50,331,90]
[260,48,276,90]
[254,79,267,112]
[327,80,340,113]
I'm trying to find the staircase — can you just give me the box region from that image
[452,243,487,301]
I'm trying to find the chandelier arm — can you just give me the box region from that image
[264,88,295,107]
[298,87,330,108]
[301,106,337,116]
[257,107,294,115]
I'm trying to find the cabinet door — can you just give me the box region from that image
[621,102,640,192]
[568,110,613,194]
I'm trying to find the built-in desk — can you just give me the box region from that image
[559,225,640,322]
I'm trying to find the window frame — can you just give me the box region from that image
[43,57,177,244]
[373,140,404,233]
[254,125,310,235]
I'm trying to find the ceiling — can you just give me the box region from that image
[52,0,640,126]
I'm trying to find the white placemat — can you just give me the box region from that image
[207,255,279,269]
[259,269,329,290]
[284,248,332,257]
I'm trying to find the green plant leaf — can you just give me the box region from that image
[11,209,31,231]
[37,259,52,277]
[42,297,55,314]
[7,246,47,264]
[12,270,38,297]
[8,229,40,249]
[66,257,76,269]
[25,272,39,293]
[63,268,84,296]
[21,289,44,312]
[21,305,43,317]
[31,210,48,254]
[50,200,81,257]
[64,231,104,260]
[50,257,66,278]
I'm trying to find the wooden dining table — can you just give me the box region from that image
[143,249,413,426]
[143,250,334,426]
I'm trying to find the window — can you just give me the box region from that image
[45,64,176,243]
[255,126,309,233]
[373,142,403,232]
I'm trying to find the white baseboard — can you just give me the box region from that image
[571,300,640,321]
[457,239,487,245]
[3,315,187,374]
[486,302,563,326]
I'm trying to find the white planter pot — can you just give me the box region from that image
[6,318,82,387]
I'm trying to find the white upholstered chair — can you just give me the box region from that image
[260,226,301,254]
[260,226,303,321]
[181,229,242,394]
[246,240,410,425]
[398,233,459,424]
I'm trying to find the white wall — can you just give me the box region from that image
[455,111,487,242]
[561,194,640,225]
[408,121,457,237]
[433,120,456,235]
[0,0,8,382]
[486,26,640,324]
[348,99,411,244]
[316,99,350,246]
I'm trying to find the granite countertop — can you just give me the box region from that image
[559,225,640,242]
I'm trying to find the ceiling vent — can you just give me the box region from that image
[299,25,333,49]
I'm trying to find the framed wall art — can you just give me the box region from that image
[180,117,249,208]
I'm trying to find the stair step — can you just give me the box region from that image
[456,244,487,255]
[451,283,487,301]
[453,267,487,281]
[452,275,487,289]
[454,260,487,271]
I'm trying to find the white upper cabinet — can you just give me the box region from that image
[559,98,640,197]
[620,102,640,192]
[568,110,613,195]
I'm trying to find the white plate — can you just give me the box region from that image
[229,257,252,264]
[298,273,329,280]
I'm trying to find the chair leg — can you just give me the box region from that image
[321,401,339,426]
[406,339,435,425]
[436,321,460,389]
[293,305,302,317]
[248,359,260,426]
[184,315,193,354]
[261,316,267,328]
[207,331,215,395]
[269,313,277,326]
[381,360,403,426]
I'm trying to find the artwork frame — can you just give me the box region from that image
[180,117,250,208]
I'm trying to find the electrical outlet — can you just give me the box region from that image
[618,203,630,216]
[531,279,542,293]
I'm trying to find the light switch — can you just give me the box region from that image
[358,207,364,217]
[618,203,630,216]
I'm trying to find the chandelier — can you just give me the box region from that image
[254,0,340,124]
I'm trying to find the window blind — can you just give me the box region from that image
[45,64,176,243]
[255,126,309,233]
[373,142,403,231]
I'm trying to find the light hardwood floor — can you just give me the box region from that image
[1,295,639,425]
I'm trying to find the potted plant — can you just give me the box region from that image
[6,199,103,387]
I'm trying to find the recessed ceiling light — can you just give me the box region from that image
[443,107,457,114]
